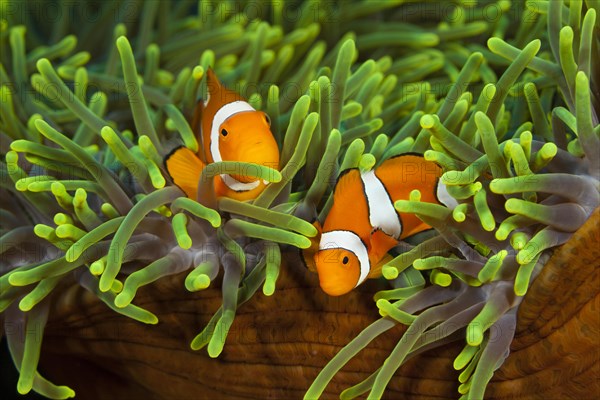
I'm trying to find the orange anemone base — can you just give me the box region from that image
[39,208,599,399]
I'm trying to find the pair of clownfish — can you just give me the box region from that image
[164,70,456,297]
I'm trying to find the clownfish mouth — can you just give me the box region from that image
[316,260,359,296]
[319,279,353,297]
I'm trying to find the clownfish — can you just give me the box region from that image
[303,154,457,296]
[165,69,279,201]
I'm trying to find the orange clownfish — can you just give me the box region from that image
[165,69,280,201]
[305,154,457,296]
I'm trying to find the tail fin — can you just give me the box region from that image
[435,179,459,209]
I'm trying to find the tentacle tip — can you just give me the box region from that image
[62,388,76,399]
[305,226,319,238]
[453,212,466,222]
[189,334,206,351]
[419,114,435,129]
[339,390,352,400]
[575,70,589,85]
[382,266,398,280]
[434,274,452,287]
[65,250,77,263]
[5,150,18,163]
[114,294,131,308]
[514,285,528,297]
[466,337,482,347]
[516,253,529,265]
[18,299,33,312]
[194,275,211,290]
[33,118,47,132]
[488,179,501,193]
[7,273,22,286]
[495,231,509,241]
[189,342,201,351]
[89,261,105,276]
[375,298,389,310]
[482,223,496,232]
[263,282,275,296]
[466,329,483,347]
[35,57,51,70]
[453,359,465,371]
[115,35,130,48]
[458,384,470,396]
[16,379,33,395]
[207,342,224,358]
[296,237,312,249]
[178,237,192,249]
[98,278,113,293]
[393,199,409,210]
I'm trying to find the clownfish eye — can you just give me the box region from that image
[221,128,228,137]
[264,113,271,126]
[342,256,349,265]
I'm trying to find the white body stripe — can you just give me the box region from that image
[209,101,258,192]
[319,230,370,287]
[436,181,458,210]
[361,170,402,239]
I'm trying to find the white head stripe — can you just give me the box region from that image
[209,101,257,191]
[436,181,458,210]
[319,230,370,287]
[209,100,255,163]
[361,170,402,239]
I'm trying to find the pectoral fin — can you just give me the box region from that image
[368,253,394,278]
[367,230,398,278]
[301,220,322,273]
[164,146,206,199]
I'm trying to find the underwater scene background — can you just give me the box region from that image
[1,0,599,399]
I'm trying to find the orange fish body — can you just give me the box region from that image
[310,154,457,296]
[165,69,279,201]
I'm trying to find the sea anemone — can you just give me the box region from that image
[1,0,598,399]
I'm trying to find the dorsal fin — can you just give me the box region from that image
[190,99,206,162]
[205,68,221,102]
[323,168,370,238]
